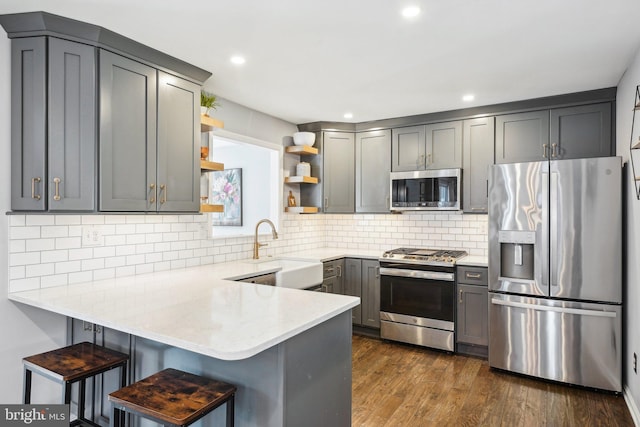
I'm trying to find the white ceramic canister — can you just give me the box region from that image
[296,162,311,177]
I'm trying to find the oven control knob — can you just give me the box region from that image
[383,253,388,258]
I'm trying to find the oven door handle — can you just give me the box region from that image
[379,267,454,282]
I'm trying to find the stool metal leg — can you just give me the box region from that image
[23,368,32,404]
[226,395,235,427]
[78,379,86,421]
[63,381,72,405]
[111,407,124,427]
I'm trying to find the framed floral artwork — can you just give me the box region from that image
[210,168,242,226]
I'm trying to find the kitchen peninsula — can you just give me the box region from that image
[8,261,359,427]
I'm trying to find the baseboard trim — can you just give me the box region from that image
[624,386,640,426]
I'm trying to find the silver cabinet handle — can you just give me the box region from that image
[149,183,156,204]
[336,265,342,277]
[31,177,41,200]
[542,143,548,158]
[324,197,328,209]
[551,143,558,158]
[459,289,463,303]
[466,272,482,279]
[375,266,380,279]
[53,177,61,201]
[427,153,432,165]
[159,184,166,204]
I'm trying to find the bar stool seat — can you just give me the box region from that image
[23,341,129,426]
[108,368,237,427]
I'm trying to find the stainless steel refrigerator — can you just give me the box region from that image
[488,156,622,392]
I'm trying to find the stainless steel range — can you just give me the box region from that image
[379,248,467,351]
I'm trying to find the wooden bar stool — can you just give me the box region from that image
[108,368,237,427]
[23,341,129,426]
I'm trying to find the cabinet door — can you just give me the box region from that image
[550,103,612,160]
[456,284,488,346]
[344,258,362,325]
[361,260,380,329]
[48,38,97,211]
[11,37,46,211]
[157,72,199,212]
[99,50,157,211]
[356,129,391,213]
[495,110,549,164]
[323,132,355,213]
[426,121,462,169]
[463,117,495,213]
[391,125,425,171]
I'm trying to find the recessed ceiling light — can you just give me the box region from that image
[462,94,475,102]
[344,112,353,119]
[230,55,246,65]
[401,6,421,18]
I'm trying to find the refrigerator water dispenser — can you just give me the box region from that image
[498,231,536,280]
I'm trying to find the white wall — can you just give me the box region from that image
[0,28,66,404]
[617,46,640,422]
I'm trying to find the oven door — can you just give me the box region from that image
[380,268,455,331]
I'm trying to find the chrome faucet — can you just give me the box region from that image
[253,219,278,259]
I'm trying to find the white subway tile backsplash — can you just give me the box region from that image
[9,212,486,291]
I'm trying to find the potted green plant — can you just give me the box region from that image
[200,91,220,116]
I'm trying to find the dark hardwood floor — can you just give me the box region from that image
[351,335,634,427]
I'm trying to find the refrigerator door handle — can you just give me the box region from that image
[490,298,617,318]
[549,170,559,288]
[540,169,549,289]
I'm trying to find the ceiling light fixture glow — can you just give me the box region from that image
[344,112,353,119]
[230,55,246,65]
[401,6,421,18]
[462,94,475,102]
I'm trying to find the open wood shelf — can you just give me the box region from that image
[285,206,319,214]
[200,204,224,213]
[201,159,224,171]
[200,114,224,132]
[285,145,318,155]
[285,176,318,184]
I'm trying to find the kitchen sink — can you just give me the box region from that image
[245,257,323,290]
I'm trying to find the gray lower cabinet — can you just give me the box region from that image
[456,266,488,357]
[100,51,199,212]
[322,259,344,294]
[391,121,462,171]
[496,103,613,164]
[11,36,96,211]
[323,132,355,213]
[355,129,391,213]
[463,117,495,213]
[345,258,380,328]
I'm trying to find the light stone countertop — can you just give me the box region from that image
[456,255,488,267]
[8,257,361,361]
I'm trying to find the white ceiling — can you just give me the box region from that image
[2,0,640,125]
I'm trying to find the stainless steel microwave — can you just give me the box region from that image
[390,169,461,211]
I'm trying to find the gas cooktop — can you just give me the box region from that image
[380,247,468,266]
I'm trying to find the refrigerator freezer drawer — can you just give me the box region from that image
[488,293,621,392]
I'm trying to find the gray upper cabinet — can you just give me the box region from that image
[392,122,462,171]
[392,125,425,171]
[11,36,96,211]
[11,37,46,211]
[495,110,550,164]
[355,129,391,213]
[323,132,355,213]
[463,117,495,213]
[426,121,463,169]
[157,72,200,212]
[549,103,612,159]
[48,38,97,211]
[99,50,157,212]
[496,104,612,164]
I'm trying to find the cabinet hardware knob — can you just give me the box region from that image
[31,177,41,200]
[53,177,61,201]
[459,289,463,303]
[466,273,482,279]
[336,265,342,277]
[542,143,549,159]
[551,143,558,158]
